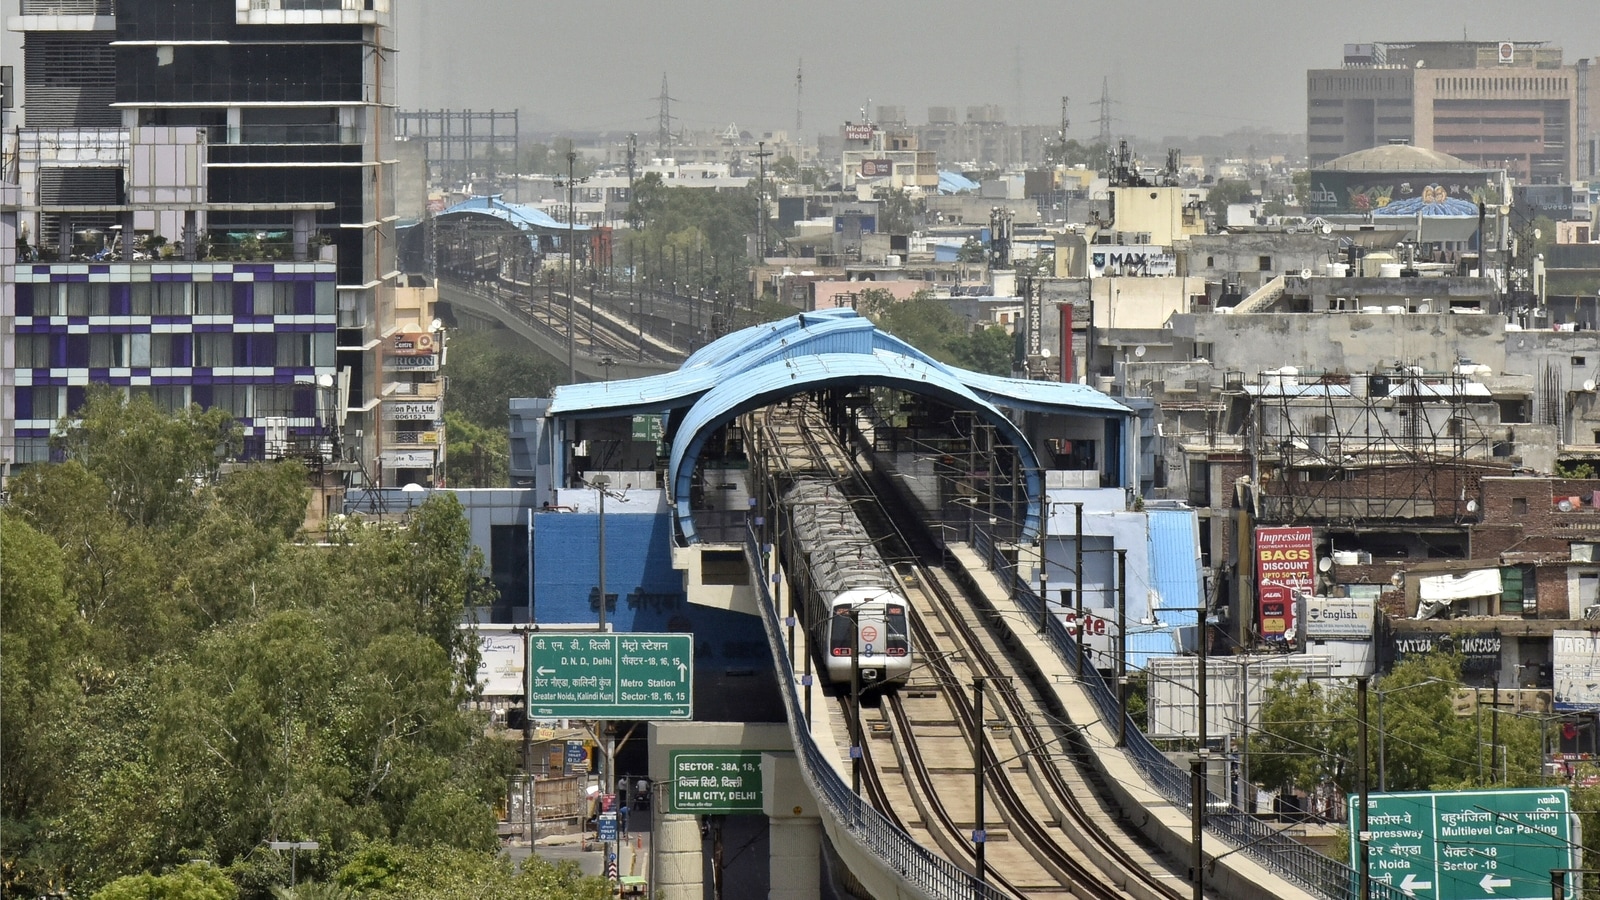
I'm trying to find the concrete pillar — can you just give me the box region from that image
[763,752,821,900]
[293,209,313,262]
[652,813,704,900]
[767,815,822,900]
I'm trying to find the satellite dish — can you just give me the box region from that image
[1560,499,1575,512]
[1318,557,1333,573]
[1134,345,1146,358]
[1466,499,1479,512]
[1585,379,1596,392]
[1300,268,1312,279]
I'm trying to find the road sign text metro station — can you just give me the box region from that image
[1351,788,1576,900]
[527,633,693,719]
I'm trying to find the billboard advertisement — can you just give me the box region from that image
[1304,171,1500,217]
[1554,629,1600,710]
[859,158,893,178]
[1087,245,1176,278]
[387,331,437,356]
[1301,597,1375,639]
[1256,527,1314,641]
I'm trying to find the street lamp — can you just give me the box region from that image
[267,841,319,888]
[592,474,611,633]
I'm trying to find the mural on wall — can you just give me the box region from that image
[1305,171,1501,216]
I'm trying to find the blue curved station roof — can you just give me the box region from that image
[437,194,592,234]
[550,308,1131,543]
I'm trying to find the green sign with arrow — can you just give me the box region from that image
[1351,788,1576,900]
[527,632,693,719]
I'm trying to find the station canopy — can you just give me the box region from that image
[548,308,1130,543]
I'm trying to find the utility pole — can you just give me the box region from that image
[754,141,772,299]
[565,150,577,382]
[795,59,803,139]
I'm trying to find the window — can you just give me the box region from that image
[152,282,191,315]
[22,386,60,421]
[130,385,187,412]
[65,281,90,316]
[88,334,125,367]
[88,284,111,316]
[1573,356,1587,367]
[208,384,250,418]
[150,334,176,367]
[15,334,52,367]
[275,333,311,367]
[253,281,295,316]
[1512,497,1528,515]
[195,282,232,315]
[195,333,234,367]
[130,333,150,367]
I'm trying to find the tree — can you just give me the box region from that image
[771,155,799,182]
[1205,179,1256,225]
[91,863,237,900]
[336,842,610,900]
[2,394,512,894]
[952,326,1015,376]
[51,385,240,530]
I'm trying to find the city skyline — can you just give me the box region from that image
[395,0,1600,143]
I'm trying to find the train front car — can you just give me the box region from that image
[782,477,913,693]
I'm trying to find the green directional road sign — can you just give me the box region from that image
[669,751,764,814]
[527,633,693,719]
[1351,788,1576,900]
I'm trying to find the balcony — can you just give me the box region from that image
[13,0,112,29]
[235,0,390,27]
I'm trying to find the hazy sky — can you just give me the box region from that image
[396,0,1600,141]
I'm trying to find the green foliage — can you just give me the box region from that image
[1558,460,1598,479]
[1205,179,1256,224]
[952,326,1015,377]
[336,842,610,900]
[1046,138,1107,169]
[51,385,241,529]
[1250,652,1545,798]
[443,332,560,433]
[771,155,799,182]
[957,238,987,264]
[872,188,921,234]
[92,863,238,900]
[622,172,753,294]
[855,292,1014,376]
[2,396,512,897]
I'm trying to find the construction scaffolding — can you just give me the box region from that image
[396,108,519,183]
[1246,368,1519,524]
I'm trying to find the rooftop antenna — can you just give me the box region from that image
[1056,95,1070,163]
[655,73,676,160]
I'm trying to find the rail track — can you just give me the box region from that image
[752,397,1197,900]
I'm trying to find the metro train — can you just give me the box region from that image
[780,477,913,692]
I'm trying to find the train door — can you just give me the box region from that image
[854,605,887,685]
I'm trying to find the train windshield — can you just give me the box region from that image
[884,604,909,657]
[828,606,855,657]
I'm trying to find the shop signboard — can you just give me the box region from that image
[1256,527,1313,641]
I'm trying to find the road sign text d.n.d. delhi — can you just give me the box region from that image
[528,633,692,720]
[1350,788,1575,900]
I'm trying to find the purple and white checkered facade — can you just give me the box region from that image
[10,260,338,463]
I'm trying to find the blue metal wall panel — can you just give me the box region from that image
[532,511,770,668]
